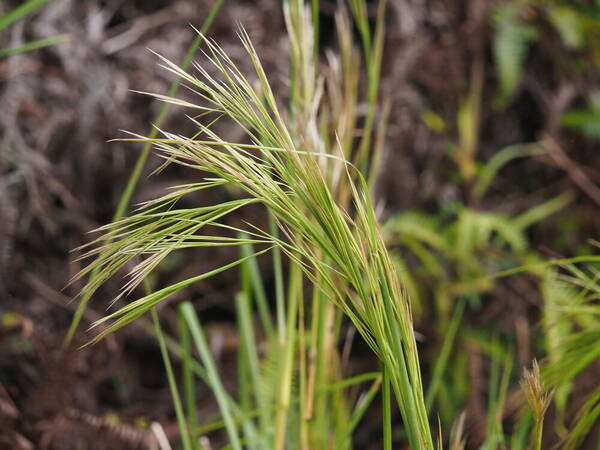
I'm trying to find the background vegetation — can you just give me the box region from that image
[1,0,599,448]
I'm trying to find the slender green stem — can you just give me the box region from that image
[426,297,466,411]
[346,375,382,436]
[533,417,543,450]
[182,302,242,450]
[270,214,286,343]
[382,367,392,450]
[153,308,193,450]
[235,292,268,432]
[178,308,199,450]
[274,261,301,450]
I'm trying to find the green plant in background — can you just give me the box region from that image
[492,1,539,109]
[396,69,600,450]
[492,0,600,109]
[539,260,600,449]
[400,0,600,439]
[385,156,599,444]
[384,193,571,432]
[0,0,68,58]
[425,0,600,193]
[386,188,574,317]
[561,90,600,140]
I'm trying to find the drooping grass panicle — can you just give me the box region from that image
[75,23,434,449]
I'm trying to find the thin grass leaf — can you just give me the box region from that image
[153,308,193,450]
[181,302,243,450]
[0,34,69,58]
[0,0,50,31]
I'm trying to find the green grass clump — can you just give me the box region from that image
[68,1,600,448]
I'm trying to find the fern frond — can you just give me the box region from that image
[493,4,538,108]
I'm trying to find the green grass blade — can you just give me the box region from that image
[181,301,242,450]
[274,260,301,450]
[345,375,382,436]
[88,247,273,343]
[563,384,600,450]
[0,0,50,31]
[512,191,574,230]
[153,308,193,450]
[178,307,199,450]
[0,34,69,58]
[473,143,544,199]
[426,297,466,411]
[235,292,267,433]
